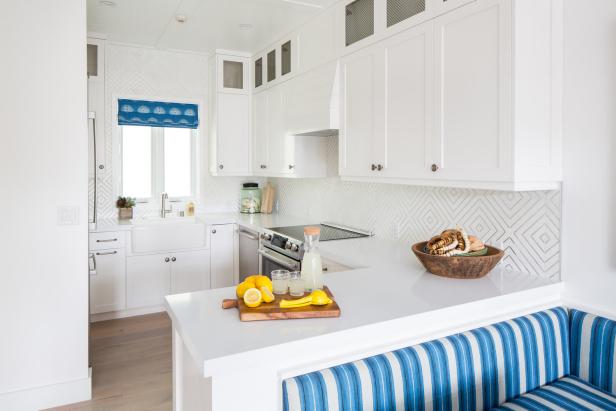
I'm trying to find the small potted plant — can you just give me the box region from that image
[116,196,136,220]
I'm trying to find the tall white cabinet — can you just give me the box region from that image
[209,52,252,176]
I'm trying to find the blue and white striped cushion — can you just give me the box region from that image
[282,307,570,411]
[492,375,616,411]
[571,309,616,394]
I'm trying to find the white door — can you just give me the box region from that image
[126,254,171,309]
[339,43,384,177]
[210,224,236,289]
[253,91,269,174]
[170,250,210,294]
[382,22,434,179]
[432,0,511,182]
[90,249,126,314]
[217,93,251,175]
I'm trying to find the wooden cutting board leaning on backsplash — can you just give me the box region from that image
[261,183,275,214]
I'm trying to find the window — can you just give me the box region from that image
[121,126,196,200]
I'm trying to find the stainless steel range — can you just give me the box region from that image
[258,223,371,276]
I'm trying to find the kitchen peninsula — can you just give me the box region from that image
[165,214,564,411]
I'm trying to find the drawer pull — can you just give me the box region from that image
[96,251,117,256]
[96,238,118,243]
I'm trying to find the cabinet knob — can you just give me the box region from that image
[260,164,267,169]
[171,257,176,262]
[212,229,217,234]
[165,257,170,263]
[219,164,224,170]
[288,164,295,170]
[371,164,377,171]
[377,164,383,171]
[431,164,439,172]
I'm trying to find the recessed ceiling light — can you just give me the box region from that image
[238,23,253,31]
[99,0,116,7]
[175,14,187,23]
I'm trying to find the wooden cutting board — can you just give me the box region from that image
[227,287,341,322]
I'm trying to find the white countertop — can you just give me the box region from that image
[164,212,564,378]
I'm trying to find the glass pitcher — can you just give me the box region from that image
[301,226,323,291]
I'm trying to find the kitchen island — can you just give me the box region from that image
[165,215,564,411]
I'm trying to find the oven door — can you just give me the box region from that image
[258,247,300,277]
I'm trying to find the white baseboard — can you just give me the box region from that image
[90,305,166,322]
[0,368,91,411]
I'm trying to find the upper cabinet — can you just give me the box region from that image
[217,54,249,94]
[339,0,563,190]
[209,52,252,176]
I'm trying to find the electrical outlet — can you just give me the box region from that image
[392,222,400,240]
[57,206,79,226]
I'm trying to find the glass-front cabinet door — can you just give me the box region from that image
[217,54,249,94]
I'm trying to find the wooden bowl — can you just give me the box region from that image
[412,242,504,279]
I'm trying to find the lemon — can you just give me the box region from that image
[243,288,262,308]
[255,276,273,292]
[236,281,254,299]
[244,275,260,284]
[261,286,275,303]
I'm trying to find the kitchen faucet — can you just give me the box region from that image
[160,192,172,218]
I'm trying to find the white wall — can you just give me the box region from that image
[562,0,616,313]
[92,44,260,220]
[0,1,90,409]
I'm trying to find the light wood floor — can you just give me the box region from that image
[47,313,172,411]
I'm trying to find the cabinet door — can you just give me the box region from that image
[171,251,210,294]
[210,224,236,289]
[266,87,289,174]
[217,55,249,94]
[432,0,511,182]
[381,22,434,179]
[90,249,126,314]
[253,91,269,175]
[216,93,251,175]
[339,43,384,177]
[126,254,171,309]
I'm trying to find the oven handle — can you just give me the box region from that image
[258,249,300,271]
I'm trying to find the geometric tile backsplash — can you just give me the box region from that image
[272,159,561,280]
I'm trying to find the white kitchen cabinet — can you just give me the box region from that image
[210,224,237,288]
[209,52,252,176]
[340,0,562,190]
[90,248,126,314]
[127,250,211,309]
[339,42,383,177]
[127,254,171,309]
[253,91,269,175]
[170,251,211,295]
[381,21,434,180]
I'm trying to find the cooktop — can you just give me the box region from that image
[268,223,370,242]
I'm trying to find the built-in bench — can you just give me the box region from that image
[283,308,616,410]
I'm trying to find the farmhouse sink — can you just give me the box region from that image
[132,215,198,225]
[131,217,207,253]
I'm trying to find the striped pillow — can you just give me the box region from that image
[570,309,616,394]
[283,307,570,411]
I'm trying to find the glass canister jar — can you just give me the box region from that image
[240,183,261,214]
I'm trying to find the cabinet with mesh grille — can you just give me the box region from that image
[345,0,374,46]
[387,0,426,27]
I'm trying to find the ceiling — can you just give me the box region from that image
[87,0,336,54]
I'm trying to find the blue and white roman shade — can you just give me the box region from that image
[117,99,199,129]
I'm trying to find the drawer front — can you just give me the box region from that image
[89,231,126,250]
